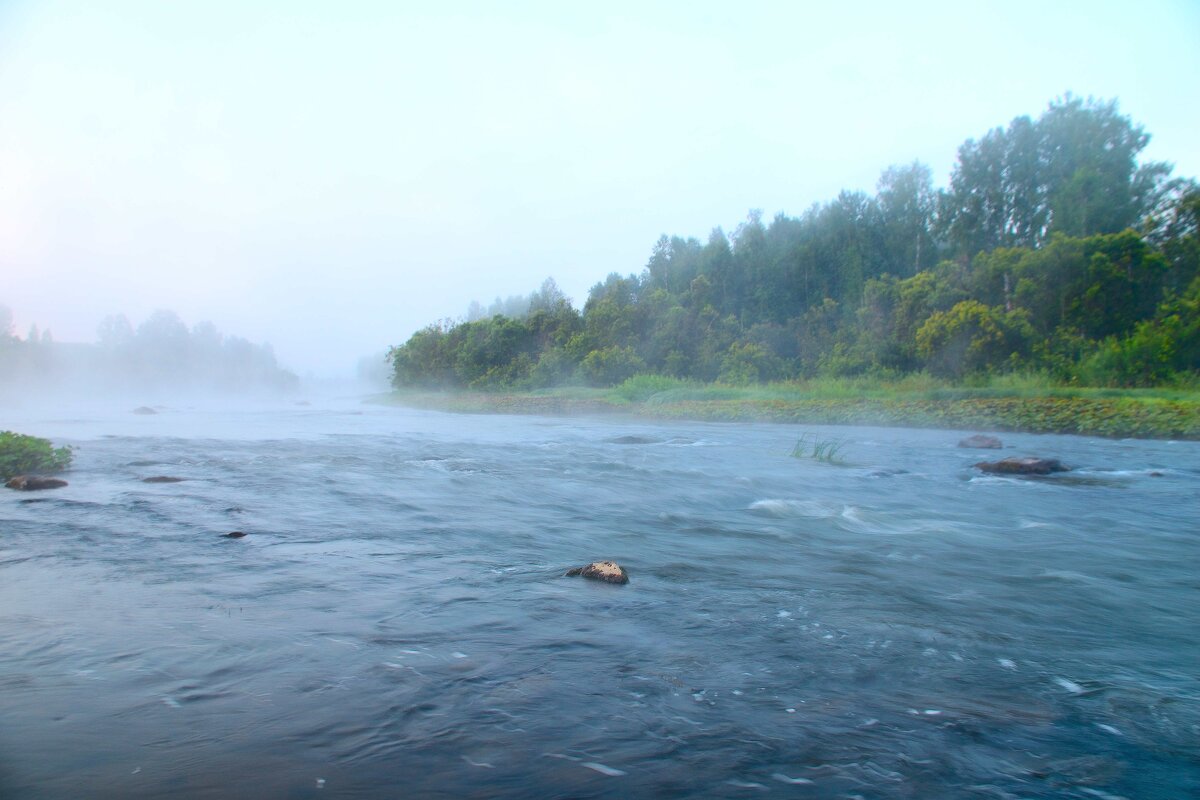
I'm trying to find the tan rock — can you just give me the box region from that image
[566,560,629,585]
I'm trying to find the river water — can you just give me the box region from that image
[1,398,1197,799]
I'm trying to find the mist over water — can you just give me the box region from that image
[1,400,1197,798]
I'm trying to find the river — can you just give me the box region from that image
[1,398,1197,798]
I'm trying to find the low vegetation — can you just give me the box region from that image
[0,431,73,480]
[790,432,847,462]
[384,374,1200,440]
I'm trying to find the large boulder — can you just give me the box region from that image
[566,560,629,585]
[975,457,1068,475]
[6,475,68,491]
[959,434,1003,449]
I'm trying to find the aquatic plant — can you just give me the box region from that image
[790,432,846,463]
[0,431,73,480]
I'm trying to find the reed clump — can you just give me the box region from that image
[790,432,846,463]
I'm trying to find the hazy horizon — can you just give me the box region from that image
[3,1,1198,377]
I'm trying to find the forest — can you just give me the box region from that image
[387,96,1199,391]
[0,308,298,398]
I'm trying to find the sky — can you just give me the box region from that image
[2,0,1198,377]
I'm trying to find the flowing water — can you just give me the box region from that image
[1,399,1197,799]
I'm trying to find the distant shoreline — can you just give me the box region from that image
[375,388,1200,441]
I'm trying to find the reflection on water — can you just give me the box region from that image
[1,401,1198,798]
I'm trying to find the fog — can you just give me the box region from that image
[1,1,1198,380]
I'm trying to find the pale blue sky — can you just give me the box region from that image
[2,1,1197,376]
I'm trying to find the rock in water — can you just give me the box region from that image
[132,406,157,415]
[142,476,184,483]
[975,457,1068,475]
[223,531,247,539]
[959,434,1003,449]
[566,560,629,584]
[6,475,68,491]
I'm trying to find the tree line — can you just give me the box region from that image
[388,96,1199,389]
[0,307,298,396]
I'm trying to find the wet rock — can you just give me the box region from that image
[959,434,1003,449]
[566,560,629,584]
[975,457,1068,475]
[132,406,157,415]
[223,531,247,539]
[607,435,659,445]
[867,467,909,478]
[142,476,185,483]
[6,475,68,491]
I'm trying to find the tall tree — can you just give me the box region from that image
[940,96,1172,258]
[876,161,938,277]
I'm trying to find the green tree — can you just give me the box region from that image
[718,342,783,385]
[916,300,1035,377]
[580,345,645,386]
[876,161,938,277]
[940,96,1174,258]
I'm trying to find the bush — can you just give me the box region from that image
[0,431,73,479]
[580,345,645,386]
[526,347,579,388]
[916,301,1035,378]
[718,342,784,385]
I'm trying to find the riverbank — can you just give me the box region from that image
[377,380,1200,440]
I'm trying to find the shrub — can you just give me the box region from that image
[526,347,579,388]
[0,431,73,479]
[718,342,784,385]
[580,345,646,386]
[916,301,1035,378]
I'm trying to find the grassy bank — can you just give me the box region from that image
[378,376,1200,440]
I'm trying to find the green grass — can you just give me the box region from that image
[377,374,1200,440]
[790,432,847,463]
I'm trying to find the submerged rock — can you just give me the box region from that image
[607,435,659,445]
[959,434,1003,449]
[975,457,1068,475]
[132,406,157,415]
[566,560,629,584]
[223,531,247,539]
[142,476,185,483]
[6,475,68,491]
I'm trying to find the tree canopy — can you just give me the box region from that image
[388,96,1199,390]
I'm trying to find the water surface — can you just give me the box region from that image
[1,400,1197,798]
